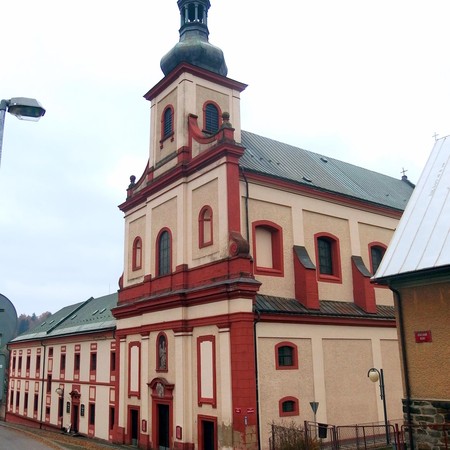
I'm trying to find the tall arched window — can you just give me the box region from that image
[203,102,220,134]
[161,105,174,140]
[369,243,387,274]
[157,229,171,276]
[199,206,213,247]
[315,232,342,282]
[132,237,142,271]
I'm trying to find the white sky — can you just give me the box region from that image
[1,0,449,316]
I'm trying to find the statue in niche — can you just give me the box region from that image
[159,335,167,370]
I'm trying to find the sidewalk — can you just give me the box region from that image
[0,420,129,450]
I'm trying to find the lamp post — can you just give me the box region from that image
[368,367,390,445]
[55,387,65,425]
[0,97,46,166]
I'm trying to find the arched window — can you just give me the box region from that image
[315,232,342,282]
[275,342,298,370]
[369,243,387,274]
[161,106,174,140]
[279,396,299,417]
[157,333,168,371]
[252,221,284,276]
[203,102,220,134]
[157,229,171,276]
[199,206,213,247]
[132,237,142,271]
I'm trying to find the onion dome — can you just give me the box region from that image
[160,0,228,77]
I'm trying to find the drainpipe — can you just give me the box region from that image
[391,287,414,450]
[253,308,261,450]
[39,341,47,429]
[240,166,250,242]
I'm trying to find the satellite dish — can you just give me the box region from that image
[0,293,18,347]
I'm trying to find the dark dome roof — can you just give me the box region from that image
[160,0,228,77]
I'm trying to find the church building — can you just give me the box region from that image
[7,1,415,449]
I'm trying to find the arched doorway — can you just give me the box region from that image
[148,378,174,450]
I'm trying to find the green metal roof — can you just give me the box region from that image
[11,293,117,343]
[241,130,414,211]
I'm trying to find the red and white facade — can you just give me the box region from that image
[7,3,415,448]
[111,57,408,449]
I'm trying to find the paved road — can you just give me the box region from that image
[0,421,60,450]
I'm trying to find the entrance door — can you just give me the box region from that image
[202,420,216,450]
[157,404,170,450]
[130,409,139,447]
[72,405,79,433]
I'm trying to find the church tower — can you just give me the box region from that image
[113,1,260,448]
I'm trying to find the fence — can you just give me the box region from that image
[269,421,449,449]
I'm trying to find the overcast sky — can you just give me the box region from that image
[1,0,449,316]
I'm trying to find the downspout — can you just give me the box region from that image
[391,287,414,450]
[240,166,250,242]
[39,341,47,429]
[253,308,261,450]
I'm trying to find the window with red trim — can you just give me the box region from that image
[203,101,221,134]
[74,353,80,372]
[161,105,174,142]
[156,229,171,276]
[36,355,41,376]
[279,396,299,417]
[253,221,284,276]
[315,233,342,282]
[132,237,143,271]
[369,243,386,275]
[199,206,213,247]
[275,342,298,370]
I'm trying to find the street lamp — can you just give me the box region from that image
[55,387,64,397]
[368,367,390,445]
[0,97,46,166]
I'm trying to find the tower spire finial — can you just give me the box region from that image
[160,0,227,77]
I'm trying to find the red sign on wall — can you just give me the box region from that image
[415,330,432,343]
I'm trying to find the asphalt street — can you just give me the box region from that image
[0,421,60,449]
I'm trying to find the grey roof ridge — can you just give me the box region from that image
[46,296,94,335]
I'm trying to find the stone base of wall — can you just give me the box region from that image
[403,398,450,449]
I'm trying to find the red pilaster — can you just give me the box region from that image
[230,315,258,449]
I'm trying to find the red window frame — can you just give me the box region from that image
[279,396,300,417]
[275,342,299,370]
[128,341,141,399]
[132,236,143,271]
[199,206,213,248]
[252,220,284,276]
[314,232,342,283]
[160,105,174,147]
[156,228,172,277]
[197,335,217,407]
[202,101,221,134]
